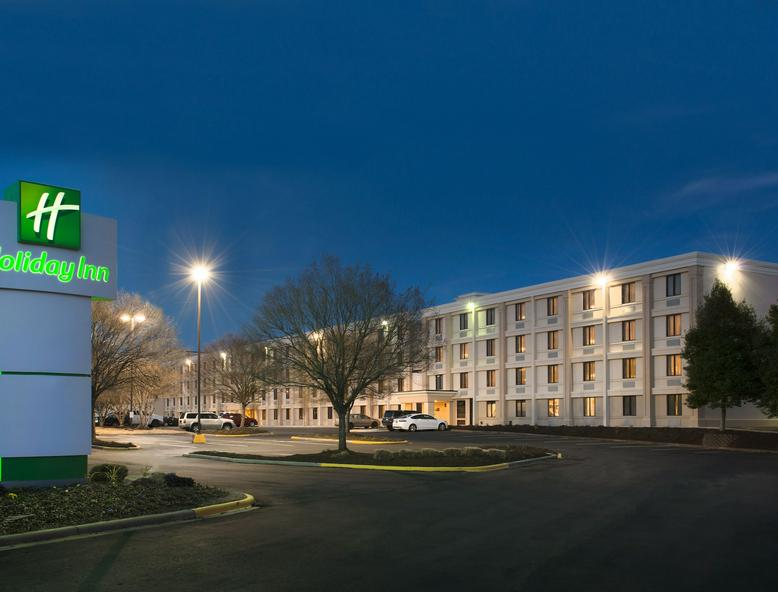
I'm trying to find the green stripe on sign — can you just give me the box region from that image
[0,455,87,482]
[0,371,90,378]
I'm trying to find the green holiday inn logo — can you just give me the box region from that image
[5,181,81,250]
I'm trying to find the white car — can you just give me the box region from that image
[391,413,448,432]
[179,412,235,432]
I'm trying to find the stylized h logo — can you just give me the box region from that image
[26,192,81,241]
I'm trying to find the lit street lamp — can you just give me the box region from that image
[190,264,211,442]
[120,312,146,425]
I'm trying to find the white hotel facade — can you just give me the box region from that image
[162,252,778,429]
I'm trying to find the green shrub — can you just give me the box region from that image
[89,464,128,484]
[163,473,195,487]
[372,449,393,462]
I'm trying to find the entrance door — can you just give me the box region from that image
[456,400,466,426]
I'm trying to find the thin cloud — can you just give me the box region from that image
[673,172,778,200]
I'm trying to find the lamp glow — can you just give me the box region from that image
[190,264,211,284]
[467,302,476,311]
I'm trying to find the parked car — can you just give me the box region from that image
[391,413,448,432]
[164,416,179,427]
[335,413,379,429]
[179,412,236,432]
[95,414,120,427]
[381,410,416,431]
[219,412,258,427]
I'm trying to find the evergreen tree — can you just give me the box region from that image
[682,280,763,431]
[756,304,778,417]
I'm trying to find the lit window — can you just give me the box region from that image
[548,365,559,384]
[667,394,682,416]
[547,296,559,316]
[622,358,637,379]
[583,325,596,346]
[486,401,496,418]
[583,397,596,417]
[515,302,526,321]
[622,320,636,341]
[547,399,560,417]
[516,367,526,385]
[515,334,526,353]
[459,343,470,360]
[583,361,596,382]
[435,346,443,363]
[666,314,682,337]
[667,354,682,377]
[547,330,559,350]
[582,289,596,311]
[486,369,496,387]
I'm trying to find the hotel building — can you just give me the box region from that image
[161,252,778,429]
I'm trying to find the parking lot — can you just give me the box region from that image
[3,427,778,591]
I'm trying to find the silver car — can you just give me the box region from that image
[335,413,379,429]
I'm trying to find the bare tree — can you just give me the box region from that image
[250,258,430,451]
[91,292,181,437]
[206,335,267,422]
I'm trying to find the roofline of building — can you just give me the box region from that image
[425,251,778,316]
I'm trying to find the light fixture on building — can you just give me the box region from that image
[722,258,741,282]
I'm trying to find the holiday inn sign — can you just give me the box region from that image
[0,180,117,485]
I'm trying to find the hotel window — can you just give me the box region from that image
[547,296,559,316]
[486,401,496,418]
[397,377,405,392]
[621,282,636,304]
[583,325,596,346]
[486,339,496,357]
[622,320,636,341]
[548,365,559,384]
[515,302,526,321]
[459,313,469,330]
[486,369,496,387]
[378,380,385,394]
[273,389,277,400]
[435,346,443,363]
[623,395,637,416]
[434,317,443,334]
[485,307,496,326]
[459,372,469,389]
[515,334,527,353]
[666,273,682,297]
[298,408,304,420]
[516,367,526,385]
[623,357,637,379]
[435,374,443,390]
[666,314,682,337]
[547,399,560,417]
[261,409,267,421]
[285,388,290,400]
[583,361,596,382]
[547,330,559,350]
[667,394,682,416]
[273,409,278,420]
[285,408,290,420]
[378,405,385,417]
[582,289,596,311]
[667,354,682,377]
[459,342,470,360]
[312,407,318,420]
[515,400,527,417]
[583,397,596,417]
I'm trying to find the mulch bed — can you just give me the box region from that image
[455,425,778,451]
[299,433,399,442]
[92,439,136,448]
[0,479,230,536]
[193,445,551,467]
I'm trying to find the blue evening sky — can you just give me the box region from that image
[1,1,777,347]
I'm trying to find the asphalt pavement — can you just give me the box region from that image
[2,427,777,592]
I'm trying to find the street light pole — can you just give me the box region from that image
[190,263,211,443]
[120,312,146,426]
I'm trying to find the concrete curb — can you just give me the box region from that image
[185,452,559,473]
[0,492,255,550]
[210,432,273,438]
[290,436,408,446]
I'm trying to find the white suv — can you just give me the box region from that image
[179,412,236,433]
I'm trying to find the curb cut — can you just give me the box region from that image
[185,452,559,473]
[0,492,255,550]
[290,436,408,446]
